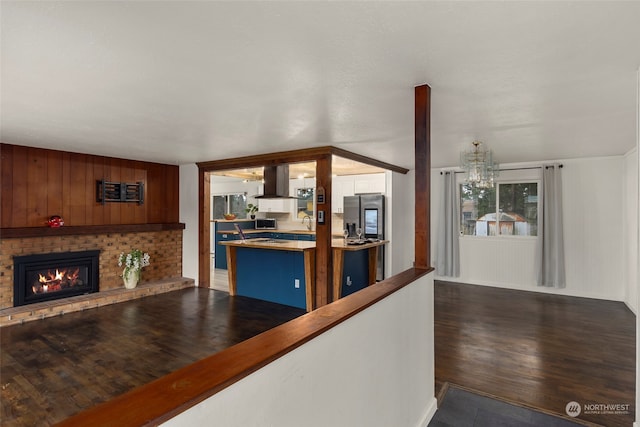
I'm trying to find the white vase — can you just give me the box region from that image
[122,269,139,289]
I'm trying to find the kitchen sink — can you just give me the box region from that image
[252,238,288,244]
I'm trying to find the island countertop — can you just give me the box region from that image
[220,239,315,251]
[220,238,388,252]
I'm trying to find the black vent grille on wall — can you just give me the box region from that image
[96,180,144,205]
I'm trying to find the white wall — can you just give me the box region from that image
[179,164,199,284]
[432,156,626,301]
[162,273,436,427]
[635,67,639,427]
[624,148,638,314]
[390,169,416,275]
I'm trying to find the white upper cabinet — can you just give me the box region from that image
[332,176,355,213]
[258,198,292,213]
[353,173,386,194]
[331,173,385,213]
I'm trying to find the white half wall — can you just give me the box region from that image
[635,67,639,427]
[179,163,199,284]
[162,273,437,427]
[432,156,626,301]
[624,148,638,314]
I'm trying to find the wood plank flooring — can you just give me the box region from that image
[0,288,305,426]
[435,281,636,427]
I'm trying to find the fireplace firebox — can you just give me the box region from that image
[13,250,100,307]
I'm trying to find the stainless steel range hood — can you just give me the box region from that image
[254,165,296,199]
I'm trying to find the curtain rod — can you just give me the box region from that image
[440,164,563,175]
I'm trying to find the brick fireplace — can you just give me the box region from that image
[0,226,186,312]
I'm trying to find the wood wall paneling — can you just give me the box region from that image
[1,144,14,227]
[108,157,122,224]
[68,152,88,226]
[134,161,147,224]
[0,143,179,228]
[61,152,71,225]
[47,150,64,222]
[27,148,48,226]
[10,146,29,228]
[92,156,106,225]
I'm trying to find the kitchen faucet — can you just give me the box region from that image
[302,215,312,231]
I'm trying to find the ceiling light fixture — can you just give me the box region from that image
[460,141,499,188]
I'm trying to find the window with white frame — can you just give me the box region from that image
[460,182,538,236]
[212,193,247,219]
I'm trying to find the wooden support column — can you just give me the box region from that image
[415,84,431,269]
[314,154,332,307]
[198,168,211,287]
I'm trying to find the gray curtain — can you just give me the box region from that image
[436,171,460,277]
[537,164,565,287]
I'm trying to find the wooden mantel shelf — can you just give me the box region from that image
[0,223,186,239]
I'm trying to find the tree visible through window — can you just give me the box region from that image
[460,183,538,236]
[212,194,247,219]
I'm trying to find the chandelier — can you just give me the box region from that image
[460,141,499,188]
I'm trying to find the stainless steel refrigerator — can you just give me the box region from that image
[343,194,385,281]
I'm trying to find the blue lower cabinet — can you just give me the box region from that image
[215,233,238,269]
[214,221,256,269]
[235,248,307,310]
[340,250,369,298]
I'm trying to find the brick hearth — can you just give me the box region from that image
[0,277,194,327]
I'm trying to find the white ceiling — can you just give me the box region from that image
[2,1,639,170]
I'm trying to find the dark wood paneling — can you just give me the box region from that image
[92,156,106,225]
[120,159,135,224]
[133,161,147,224]
[107,156,122,224]
[68,152,88,226]
[1,144,14,227]
[47,150,64,221]
[0,144,179,228]
[27,148,48,226]
[61,152,71,225]
[10,146,28,228]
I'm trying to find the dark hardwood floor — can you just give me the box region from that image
[435,280,636,427]
[0,288,305,427]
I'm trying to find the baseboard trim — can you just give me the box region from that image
[434,276,624,303]
[624,299,638,315]
[419,396,438,427]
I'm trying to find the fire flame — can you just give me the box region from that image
[33,267,81,294]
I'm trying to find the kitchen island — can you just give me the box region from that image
[221,239,316,311]
[332,239,388,301]
[221,238,387,311]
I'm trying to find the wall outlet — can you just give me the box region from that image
[294,279,300,288]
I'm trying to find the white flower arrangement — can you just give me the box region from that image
[118,248,150,280]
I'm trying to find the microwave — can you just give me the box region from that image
[255,218,277,229]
